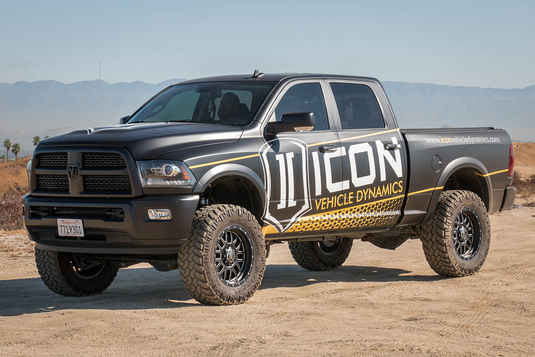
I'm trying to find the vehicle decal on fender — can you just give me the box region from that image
[259,138,312,233]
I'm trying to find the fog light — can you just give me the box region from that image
[148,209,172,220]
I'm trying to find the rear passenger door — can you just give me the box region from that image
[323,80,408,230]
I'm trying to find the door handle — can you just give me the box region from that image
[384,143,401,150]
[319,145,338,153]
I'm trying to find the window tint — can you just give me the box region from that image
[129,82,275,126]
[330,83,385,129]
[274,83,329,131]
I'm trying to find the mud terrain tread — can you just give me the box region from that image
[421,190,490,277]
[35,248,118,296]
[177,204,265,305]
[35,248,83,296]
[289,239,353,271]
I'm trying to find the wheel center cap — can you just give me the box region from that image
[459,226,468,242]
[224,247,236,265]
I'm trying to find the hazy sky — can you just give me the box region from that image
[1,0,533,89]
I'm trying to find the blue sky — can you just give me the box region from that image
[1,0,533,89]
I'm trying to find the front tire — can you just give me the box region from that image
[289,238,353,271]
[177,204,266,305]
[35,248,119,296]
[421,190,491,276]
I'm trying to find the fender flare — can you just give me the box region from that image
[192,163,266,211]
[421,157,493,225]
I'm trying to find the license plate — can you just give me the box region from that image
[57,219,85,237]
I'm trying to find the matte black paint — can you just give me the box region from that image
[23,74,515,256]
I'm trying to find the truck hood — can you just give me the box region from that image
[38,123,244,160]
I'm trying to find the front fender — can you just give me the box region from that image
[192,163,266,210]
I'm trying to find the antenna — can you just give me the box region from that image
[99,61,101,127]
[252,69,264,78]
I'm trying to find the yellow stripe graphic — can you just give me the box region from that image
[475,169,508,178]
[308,128,400,148]
[407,186,444,196]
[189,129,401,169]
[189,154,259,169]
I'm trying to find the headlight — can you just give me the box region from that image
[137,161,196,188]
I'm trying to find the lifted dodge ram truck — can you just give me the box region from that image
[24,72,516,305]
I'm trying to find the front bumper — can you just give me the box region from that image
[23,194,199,254]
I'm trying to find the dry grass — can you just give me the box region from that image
[512,171,535,207]
[0,183,29,230]
[0,157,31,231]
[0,156,30,196]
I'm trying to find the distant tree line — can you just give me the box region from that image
[1,135,49,163]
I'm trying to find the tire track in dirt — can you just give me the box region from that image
[437,264,533,336]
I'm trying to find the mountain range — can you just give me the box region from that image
[0,78,533,157]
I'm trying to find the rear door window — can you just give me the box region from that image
[330,83,385,129]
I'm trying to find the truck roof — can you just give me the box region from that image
[177,72,379,85]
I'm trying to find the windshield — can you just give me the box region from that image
[128,81,276,126]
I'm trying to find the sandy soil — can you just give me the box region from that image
[1,207,534,356]
[513,142,535,178]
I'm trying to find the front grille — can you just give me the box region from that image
[37,153,68,168]
[33,150,135,197]
[83,153,127,169]
[84,175,131,193]
[37,175,69,192]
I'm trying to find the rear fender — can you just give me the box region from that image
[421,157,492,225]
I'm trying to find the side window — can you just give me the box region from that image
[330,83,385,129]
[274,83,329,131]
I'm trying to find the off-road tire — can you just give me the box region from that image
[35,248,119,296]
[177,204,266,305]
[421,190,491,277]
[288,238,353,271]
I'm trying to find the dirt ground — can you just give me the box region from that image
[1,206,534,356]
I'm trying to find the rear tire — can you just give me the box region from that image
[177,204,266,305]
[35,248,118,296]
[421,190,490,276]
[289,238,353,271]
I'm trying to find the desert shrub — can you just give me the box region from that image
[0,184,29,231]
[512,171,535,198]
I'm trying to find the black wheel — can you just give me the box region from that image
[288,238,353,271]
[177,204,266,305]
[35,248,119,296]
[421,190,491,276]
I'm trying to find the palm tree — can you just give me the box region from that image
[11,143,21,161]
[44,135,50,139]
[3,139,11,160]
[33,136,41,146]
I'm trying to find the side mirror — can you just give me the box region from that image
[267,112,315,135]
[119,116,131,124]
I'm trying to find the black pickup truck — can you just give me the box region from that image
[24,72,516,305]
